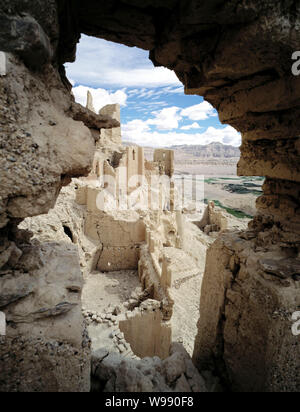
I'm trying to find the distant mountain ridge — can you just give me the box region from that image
[123,141,240,161]
[169,142,240,158]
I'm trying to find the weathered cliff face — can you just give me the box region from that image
[193,232,300,392]
[0,0,118,392]
[0,0,299,392]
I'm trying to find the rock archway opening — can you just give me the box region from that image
[64,4,300,389]
[65,34,251,365]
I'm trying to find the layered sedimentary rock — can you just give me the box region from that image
[0,0,299,392]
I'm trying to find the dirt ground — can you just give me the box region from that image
[171,273,204,357]
[82,270,140,352]
[82,270,140,313]
[174,162,238,177]
[174,174,262,218]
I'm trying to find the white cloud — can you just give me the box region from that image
[72,85,127,113]
[181,122,202,130]
[181,101,217,121]
[122,124,241,148]
[147,107,181,130]
[104,68,180,88]
[123,119,151,136]
[66,36,241,149]
[122,107,182,133]
[66,35,181,89]
[126,86,185,102]
[161,86,185,94]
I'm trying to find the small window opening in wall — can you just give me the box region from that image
[133,150,136,161]
[63,226,74,243]
[163,153,166,160]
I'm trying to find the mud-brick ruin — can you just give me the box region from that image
[0,0,299,393]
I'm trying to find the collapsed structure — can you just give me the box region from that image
[0,0,299,392]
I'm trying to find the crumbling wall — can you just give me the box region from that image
[198,202,228,235]
[127,147,145,189]
[138,210,206,330]
[83,190,146,271]
[99,104,122,146]
[193,232,300,392]
[153,149,174,178]
[119,300,171,360]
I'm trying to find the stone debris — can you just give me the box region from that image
[259,258,300,280]
[91,344,208,393]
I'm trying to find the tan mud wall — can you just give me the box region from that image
[119,305,171,360]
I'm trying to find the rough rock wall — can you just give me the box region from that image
[119,300,171,360]
[0,0,117,392]
[20,182,103,276]
[193,232,300,392]
[0,241,91,392]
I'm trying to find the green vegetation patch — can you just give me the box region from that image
[224,184,262,196]
[204,178,218,184]
[204,198,253,220]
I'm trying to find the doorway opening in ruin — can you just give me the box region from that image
[64,35,261,362]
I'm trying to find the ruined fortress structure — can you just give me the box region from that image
[83,101,175,211]
[0,0,299,393]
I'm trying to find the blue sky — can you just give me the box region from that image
[65,35,241,148]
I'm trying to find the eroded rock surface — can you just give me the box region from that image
[193,231,300,392]
[91,343,208,393]
[0,237,91,392]
[0,1,119,392]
